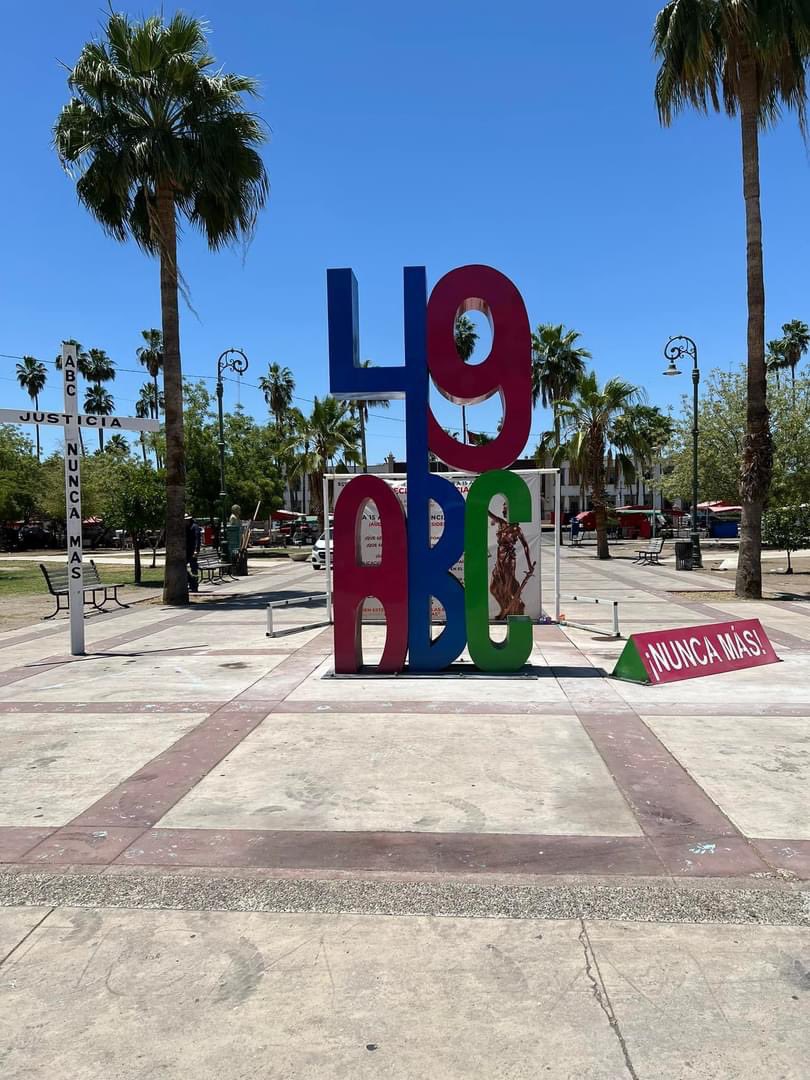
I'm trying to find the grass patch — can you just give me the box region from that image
[0,560,164,596]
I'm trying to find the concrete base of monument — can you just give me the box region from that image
[325,662,578,679]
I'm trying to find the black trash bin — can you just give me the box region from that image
[675,539,693,571]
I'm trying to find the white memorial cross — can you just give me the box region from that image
[0,341,160,655]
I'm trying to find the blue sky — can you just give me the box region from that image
[2,0,810,460]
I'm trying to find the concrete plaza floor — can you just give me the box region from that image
[1,545,808,1077]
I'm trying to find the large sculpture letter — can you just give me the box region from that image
[332,475,408,674]
[464,470,533,672]
[426,265,531,472]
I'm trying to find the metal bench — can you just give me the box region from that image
[197,552,234,584]
[39,560,128,620]
[634,537,665,565]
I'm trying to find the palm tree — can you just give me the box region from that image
[654,1,810,599]
[136,329,163,418]
[55,12,269,605]
[290,397,359,527]
[454,316,479,444]
[766,337,788,389]
[80,347,115,387]
[349,360,390,471]
[531,324,591,446]
[781,319,810,401]
[135,399,151,465]
[553,372,641,560]
[54,338,87,371]
[83,385,114,450]
[15,356,47,460]
[105,434,130,456]
[258,363,296,430]
[613,404,674,505]
[137,383,164,466]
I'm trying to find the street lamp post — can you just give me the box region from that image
[663,335,702,568]
[216,348,249,544]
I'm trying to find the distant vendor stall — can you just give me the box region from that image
[698,501,741,539]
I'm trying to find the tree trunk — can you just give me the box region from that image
[360,410,367,472]
[98,427,104,452]
[34,395,41,461]
[139,433,147,465]
[157,182,188,605]
[591,444,610,559]
[735,66,772,600]
[133,535,142,584]
[593,493,610,559]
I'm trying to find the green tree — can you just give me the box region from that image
[762,504,810,573]
[99,460,166,583]
[0,427,41,522]
[15,356,47,461]
[550,372,641,559]
[531,324,591,446]
[136,329,163,419]
[224,408,284,520]
[454,315,479,445]
[55,11,269,606]
[181,381,282,522]
[83,385,114,450]
[664,365,810,508]
[182,382,224,521]
[654,0,810,599]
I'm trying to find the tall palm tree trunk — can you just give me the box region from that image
[158,183,188,604]
[34,395,41,461]
[591,435,610,560]
[359,409,367,472]
[139,432,147,465]
[735,66,772,601]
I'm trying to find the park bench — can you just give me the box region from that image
[633,537,665,565]
[39,560,128,620]
[197,551,234,584]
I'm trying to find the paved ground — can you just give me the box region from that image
[1,545,808,1077]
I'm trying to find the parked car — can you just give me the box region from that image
[311,531,332,569]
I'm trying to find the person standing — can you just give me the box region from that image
[185,514,201,593]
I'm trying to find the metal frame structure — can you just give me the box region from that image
[558,594,621,639]
[266,593,330,638]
